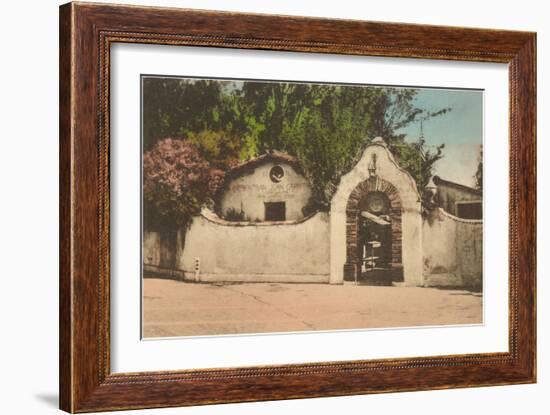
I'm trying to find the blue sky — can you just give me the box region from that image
[397,88,483,188]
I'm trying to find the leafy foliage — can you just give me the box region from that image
[142,138,226,230]
[223,208,248,222]
[142,78,240,151]
[231,82,449,198]
[187,130,241,170]
[474,145,483,191]
[142,78,452,225]
[389,139,445,191]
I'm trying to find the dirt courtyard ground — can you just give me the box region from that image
[143,278,483,338]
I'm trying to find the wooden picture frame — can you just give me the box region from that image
[59,2,536,412]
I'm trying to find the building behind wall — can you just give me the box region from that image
[432,175,482,220]
[218,151,313,222]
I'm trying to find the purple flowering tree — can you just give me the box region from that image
[143,138,225,230]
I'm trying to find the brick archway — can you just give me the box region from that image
[343,177,402,281]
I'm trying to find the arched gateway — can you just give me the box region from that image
[344,176,403,282]
[329,138,423,286]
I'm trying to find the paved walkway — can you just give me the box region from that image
[143,279,482,338]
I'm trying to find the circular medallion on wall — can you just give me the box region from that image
[365,191,390,214]
[269,165,285,183]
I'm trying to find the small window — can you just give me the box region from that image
[456,201,482,219]
[265,202,286,221]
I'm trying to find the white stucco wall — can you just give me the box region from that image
[220,161,312,221]
[142,230,186,279]
[144,139,480,288]
[180,209,330,282]
[422,208,483,288]
[330,138,423,285]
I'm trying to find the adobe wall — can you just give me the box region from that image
[178,209,330,282]
[144,138,481,290]
[143,231,160,267]
[422,208,483,289]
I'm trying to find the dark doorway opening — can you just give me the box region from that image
[359,213,393,284]
[357,192,394,285]
[456,201,482,219]
[265,201,286,221]
[344,178,404,284]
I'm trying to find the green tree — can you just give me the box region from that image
[235,82,449,202]
[474,144,483,191]
[277,88,374,206]
[142,137,225,231]
[359,89,449,190]
[142,137,227,268]
[187,129,241,170]
[142,78,451,210]
[142,78,239,151]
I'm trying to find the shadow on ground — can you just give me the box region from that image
[35,393,58,408]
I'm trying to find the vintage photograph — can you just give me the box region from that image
[141,76,483,338]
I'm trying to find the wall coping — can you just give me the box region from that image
[199,208,325,227]
[437,207,483,224]
[330,137,422,204]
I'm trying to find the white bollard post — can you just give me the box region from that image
[194,257,200,282]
